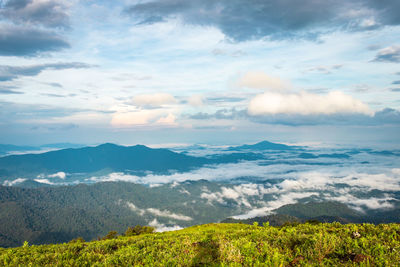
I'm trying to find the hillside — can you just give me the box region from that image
[0,181,244,247]
[1,223,399,266]
[1,180,398,248]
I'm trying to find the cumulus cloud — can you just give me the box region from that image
[238,72,288,91]
[132,93,177,107]
[188,94,204,107]
[248,107,400,126]
[111,110,157,126]
[156,113,176,125]
[373,45,400,63]
[248,91,372,116]
[111,109,178,127]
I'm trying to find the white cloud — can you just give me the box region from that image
[146,208,193,221]
[326,195,395,210]
[86,153,400,219]
[248,91,372,116]
[200,184,261,207]
[188,94,204,107]
[238,71,288,91]
[126,201,146,216]
[338,172,400,192]
[149,183,162,188]
[87,161,276,184]
[148,219,183,232]
[111,109,178,127]
[132,93,177,107]
[156,113,176,125]
[88,172,140,183]
[111,109,162,126]
[233,184,259,196]
[305,64,342,74]
[221,187,240,199]
[34,179,54,184]
[125,201,192,221]
[179,188,191,195]
[391,168,400,175]
[3,178,26,186]
[374,45,400,62]
[48,172,66,179]
[234,192,319,219]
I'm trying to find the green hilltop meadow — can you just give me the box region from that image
[1,222,399,266]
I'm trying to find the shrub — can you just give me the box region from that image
[102,231,118,240]
[69,237,85,243]
[125,225,155,236]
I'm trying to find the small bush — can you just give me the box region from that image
[102,231,118,240]
[125,225,155,236]
[69,237,85,243]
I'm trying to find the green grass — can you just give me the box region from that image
[1,223,399,266]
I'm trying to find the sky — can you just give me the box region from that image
[0,0,400,147]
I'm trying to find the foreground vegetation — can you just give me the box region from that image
[1,222,399,266]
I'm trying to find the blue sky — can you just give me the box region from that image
[0,0,400,147]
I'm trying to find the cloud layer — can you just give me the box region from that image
[0,0,71,56]
[0,25,69,56]
[125,0,400,41]
[0,62,94,81]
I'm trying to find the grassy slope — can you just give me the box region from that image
[1,223,399,266]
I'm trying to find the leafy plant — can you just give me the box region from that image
[1,222,399,266]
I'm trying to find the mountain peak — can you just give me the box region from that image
[96,143,119,148]
[229,140,297,151]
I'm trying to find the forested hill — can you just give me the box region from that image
[0,143,208,177]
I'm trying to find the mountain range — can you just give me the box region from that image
[0,140,399,248]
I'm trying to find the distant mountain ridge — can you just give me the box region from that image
[0,143,209,179]
[228,140,299,151]
[0,144,38,156]
[0,143,85,156]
